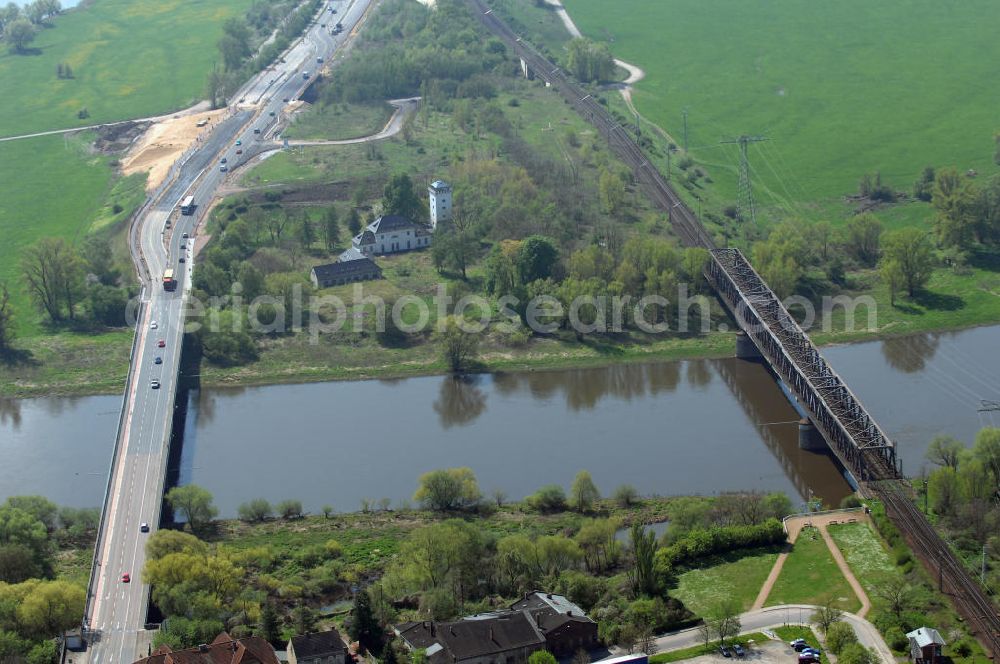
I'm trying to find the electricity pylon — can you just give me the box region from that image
[720,135,767,224]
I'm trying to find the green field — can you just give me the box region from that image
[0,0,252,137]
[672,547,781,616]
[561,0,1000,223]
[0,0,251,346]
[827,522,901,595]
[284,101,395,141]
[765,528,860,612]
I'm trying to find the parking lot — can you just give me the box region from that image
[678,641,802,664]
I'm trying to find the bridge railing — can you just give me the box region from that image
[84,296,145,633]
[707,248,896,483]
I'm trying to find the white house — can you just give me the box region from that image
[352,214,431,256]
[428,180,452,229]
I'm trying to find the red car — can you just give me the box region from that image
[157,340,165,348]
[121,573,130,583]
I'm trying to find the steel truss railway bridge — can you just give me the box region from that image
[467,0,1000,653]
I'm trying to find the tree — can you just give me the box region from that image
[528,651,557,664]
[81,235,119,286]
[932,168,976,249]
[432,217,478,280]
[348,589,384,656]
[843,213,883,267]
[382,174,424,221]
[880,258,904,307]
[973,426,1000,485]
[6,496,58,531]
[237,499,272,522]
[0,283,16,355]
[565,39,615,83]
[925,435,963,469]
[5,18,36,52]
[614,484,639,507]
[880,228,933,297]
[347,209,362,236]
[628,523,659,597]
[811,599,843,632]
[0,506,49,564]
[871,573,914,621]
[322,505,334,519]
[526,485,566,512]
[569,470,600,512]
[293,604,317,635]
[20,237,84,322]
[413,468,481,511]
[598,169,626,216]
[838,643,877,664]
[0,544,41,583]
[88,284,130,327]
[324,207,340,252]
[165,485,218,531]
[517,236,559,284]
[276,499,304,519]
[825,622,858,655]
[913,166,935,202]
[297,213,316,250]
[218,17,252,71]
[17,580,85,639]
[435,315,479,373]
[708,599,741,644]
[258,601,279,645]
[144,529,206,561]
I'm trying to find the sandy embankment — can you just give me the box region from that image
[121,109,228,191]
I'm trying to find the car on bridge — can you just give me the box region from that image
[236,139,242,146]
[121,573,130,583]
[140,523,149,533]
[151,379,160,389]
[157,339,165,348]
[154,356,162,365]
[150,320,157,329]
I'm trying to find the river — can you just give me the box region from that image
[2,325,998,516]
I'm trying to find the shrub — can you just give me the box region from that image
[276,499,304,519]
[614,484,639,507]
[324,540,343,558]
[237,498,272,522]
[413,467,481,511]
[526,485,567,512]
[655,519,785,574]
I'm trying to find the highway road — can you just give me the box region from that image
[84,1,372,662]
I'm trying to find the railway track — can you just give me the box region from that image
[467,0,1000,653]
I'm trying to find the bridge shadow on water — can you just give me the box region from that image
[162,334,203,527]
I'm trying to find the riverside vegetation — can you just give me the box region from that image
[148,470,793,652]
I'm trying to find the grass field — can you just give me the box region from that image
[827,522,901,595]
[284,101,395,141]
[765,527,860,612]
[672,547,781,616]
[561,0,1000,224]
[0,0,252,137]
[0,0,251,350]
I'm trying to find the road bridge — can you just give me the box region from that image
[82,1,374,662]
[468,0,999,654]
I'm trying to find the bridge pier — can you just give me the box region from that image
[735,330,762,360]
[798,418,827,451]
[519,57,534,80]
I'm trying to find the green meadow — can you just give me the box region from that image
[0,0,251,340]
[561,0,1000,224]
[0,0,251,137]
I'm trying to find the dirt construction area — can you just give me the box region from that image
[681,641,794,664]
[121,108,228,191]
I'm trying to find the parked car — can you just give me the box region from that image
[790,639,806,648]
[733,645,745,657]
[254,128,261,134]
[792,642,809,652]
[718,646,731,658]
[798,655,819,664]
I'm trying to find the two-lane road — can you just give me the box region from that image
[85,1,372,661]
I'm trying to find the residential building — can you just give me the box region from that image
[353,215,431,256]
[132,632,279,664]
[428,180,452,229]
[287,630,349,664]
[907,627,946,664]
[394,592,598,664]
[310,257,383,288]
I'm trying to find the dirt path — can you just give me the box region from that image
[753,509,872,615]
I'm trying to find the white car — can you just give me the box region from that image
[150,321,158,329]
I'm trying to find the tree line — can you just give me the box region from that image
[0,495,98,664]
[752,168,1000,304]
[1,0,60,53]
